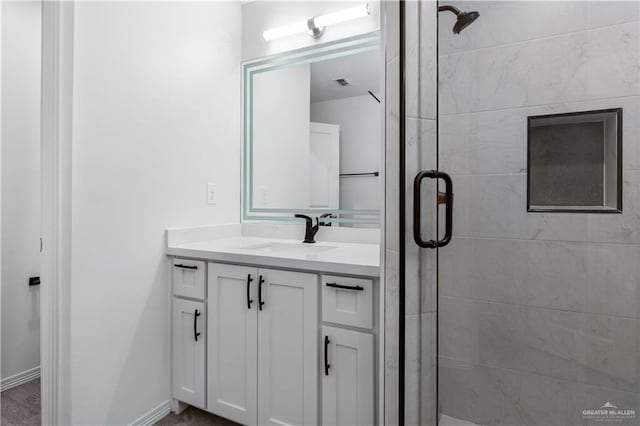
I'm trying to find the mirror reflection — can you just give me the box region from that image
[246,42,381,226]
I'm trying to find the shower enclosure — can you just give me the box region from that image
[392,1,640,425]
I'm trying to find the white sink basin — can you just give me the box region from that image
[237,242,337,256]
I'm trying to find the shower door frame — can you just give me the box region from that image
[397,0,441,424]
[398,0,407,423]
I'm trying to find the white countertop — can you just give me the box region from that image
[167,234,380,277]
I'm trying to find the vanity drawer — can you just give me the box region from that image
[172,258,206,299]
[322,275,373,329]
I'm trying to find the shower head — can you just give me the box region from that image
[438,5,480,34]
[453,10,480,34]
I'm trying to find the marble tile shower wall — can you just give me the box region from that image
[437,2,640,425]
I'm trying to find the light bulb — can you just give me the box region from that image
[263,20,309,41]
[313,4,370,29]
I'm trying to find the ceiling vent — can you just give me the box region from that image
[333,77,352,87]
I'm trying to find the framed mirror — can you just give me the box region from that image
[242,33,382,226]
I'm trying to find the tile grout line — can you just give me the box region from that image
[439,95,640,117]
[438,19,640,58]
[439,294,640,321]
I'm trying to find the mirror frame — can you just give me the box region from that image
[242,32,382,225]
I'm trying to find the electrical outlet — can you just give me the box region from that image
[207,183,217,205]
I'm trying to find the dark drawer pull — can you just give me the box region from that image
[326,282,364,291]
[175,264,198,270]
[258,275,265,311]
[193,309,201,342]
[324,335,331,376]
[246,274,254,309]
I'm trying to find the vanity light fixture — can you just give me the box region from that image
[262,3,370,41]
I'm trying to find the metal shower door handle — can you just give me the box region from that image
[413,170,453,248]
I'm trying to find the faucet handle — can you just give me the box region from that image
[319,213,335,227]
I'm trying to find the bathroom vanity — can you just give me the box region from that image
[166,26,383,426]
[166,224,381,426]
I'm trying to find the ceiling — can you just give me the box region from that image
[310,49,381,103]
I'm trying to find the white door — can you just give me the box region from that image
[309,122,340,209]
[257,269,318,426]
[173,298,206,408]
[321,326,374,426]
[208,263,258,425]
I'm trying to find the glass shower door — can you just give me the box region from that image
[403,1,640,425]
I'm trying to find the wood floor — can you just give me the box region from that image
[157,406,240,425]
[0,379,237,425]
[0,378,40,426]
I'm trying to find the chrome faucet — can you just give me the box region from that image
[295,214,319,243]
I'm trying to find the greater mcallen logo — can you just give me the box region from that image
[583,402,637,423]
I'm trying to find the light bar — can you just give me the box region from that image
[314,4,370,28]
[263,20,310,42]
[262,3,370,41]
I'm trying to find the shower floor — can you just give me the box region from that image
[440,414,481,426]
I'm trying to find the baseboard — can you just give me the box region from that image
[0,366,40,393]
[131,400,172,426]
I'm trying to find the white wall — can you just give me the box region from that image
[242,1,380,61]
[311,95,380,213]
[1,0,41,382]
[70,2,240,423]
[253,64,310,209]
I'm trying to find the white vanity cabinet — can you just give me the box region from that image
[170,255,378,426]
[172,258,206,299]
[172,297,206,408]
[207,263,318,426]
[257,269,318,426]
[322,275,373,329]
[207,264,258,424]
[321,326,374,426]
[320,275,375,426]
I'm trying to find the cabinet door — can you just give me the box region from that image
[257,269,318,426]
[322,326,374,426]
[208,263,258,425]
[173,298,206,408]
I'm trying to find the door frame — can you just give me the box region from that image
[399,0,406,422]
[40,1,74,423]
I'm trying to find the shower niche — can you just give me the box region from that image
[527,108,622,213]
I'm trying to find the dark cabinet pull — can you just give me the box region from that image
[193,309,201,342]
[326,282,364,291]
[258,275,265,311]
[175,264,198,270]
[246,274,254,309]
[413,170,453,248]
[324,336,331,376]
